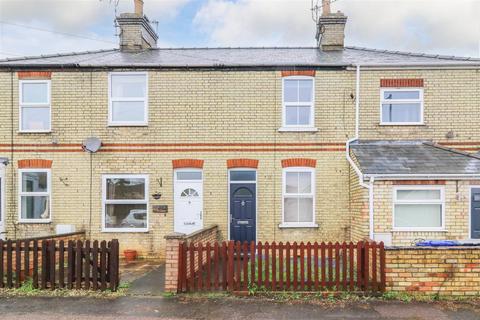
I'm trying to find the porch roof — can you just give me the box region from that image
[350,140,480,177]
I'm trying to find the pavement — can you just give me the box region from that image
[0,260,479,319]
[0,295,479,320]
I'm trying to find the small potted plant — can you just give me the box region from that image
[124,249,138,262]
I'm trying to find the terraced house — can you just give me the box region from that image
[0,0,479,258]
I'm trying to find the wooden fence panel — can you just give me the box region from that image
[0,238,118,291]
[177,240,385,294]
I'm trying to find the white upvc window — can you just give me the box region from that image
[108,72,148,126]
[19,80,51,132]
[18,169,51,223]
[280,167,317,228]
[380,88,423,125]
[280,77,316,131]
[102,174,149,232]
[393,186,445,231]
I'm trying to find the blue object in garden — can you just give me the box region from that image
[415,240,460,247]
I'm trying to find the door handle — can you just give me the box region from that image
[199,211,203,219]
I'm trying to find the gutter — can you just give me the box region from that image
[365,174,480,180]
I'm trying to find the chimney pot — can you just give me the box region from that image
[134,0,144,17]
[322,0,331,16]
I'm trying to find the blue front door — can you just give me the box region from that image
[230,183,256,243]
[471,188,480,239]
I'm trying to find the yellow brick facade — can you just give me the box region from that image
[0,67,479,256]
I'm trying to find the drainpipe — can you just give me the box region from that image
[368,177,375,240]
[345,64,375,240]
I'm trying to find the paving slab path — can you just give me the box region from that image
[0,295,479,320]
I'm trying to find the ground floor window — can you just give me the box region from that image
[102,175,148,232]
[18,169,51,223]
[393,186,444,230]
[282,167,315,227]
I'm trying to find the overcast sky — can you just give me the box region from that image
[0,0,479,59]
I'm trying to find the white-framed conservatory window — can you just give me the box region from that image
[102,175,149,232]
[281,77,315,130]
[280,167,317,228]
[380,88,423,125]
[108,72,148,126]
[19,80,51,132]
[393,186,445,231]
[18,169,51,223]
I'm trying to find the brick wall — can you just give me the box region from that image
[164,225,219,292]
[386,247,480,296]
[349,167,370,242]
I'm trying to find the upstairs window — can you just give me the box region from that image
[19,80,51,132]
[381,88,423,124]
[109,73,148,126]
[19,169,51,223]
[282,77,315,129]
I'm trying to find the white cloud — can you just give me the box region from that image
[0,0,190,58]
[194,0,480,57]
[194,0,316,47]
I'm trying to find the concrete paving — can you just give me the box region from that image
[128,264,165,296]
[0,296,479,320]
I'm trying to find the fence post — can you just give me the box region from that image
[109,239,119,291]
[227,241,234,292]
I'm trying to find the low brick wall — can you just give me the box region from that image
[164,225,219,292]
[386,246,480,296]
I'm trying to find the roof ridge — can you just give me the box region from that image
[152,46,319,50]
[345,46,480,62]
[423,142,480,160]
[0,48,118,63]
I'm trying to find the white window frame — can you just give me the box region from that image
[392,185,445,232]
[18,168,52,223]
[102,174,149,233]
[19,80,51,133]
[108,72,148,126]
[380,88,424,125]
[279,76,317,132]
[279,167,317,228]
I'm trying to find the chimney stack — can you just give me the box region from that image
[116,0,158,51]
[317,0,347,51]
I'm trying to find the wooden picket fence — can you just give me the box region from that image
[0,239,120,291]
[177,241,385,293]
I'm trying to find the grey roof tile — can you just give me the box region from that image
[0,46,479,68]
[351,140,480,176]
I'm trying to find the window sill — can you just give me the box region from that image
[102,228,149,233]
[108,123,148,127]
[18,220,51,224]
[278,127,318,132]
[278,223,319,229]
[379,123,425,126]
[18,131,52,134]
[391,228,447,232]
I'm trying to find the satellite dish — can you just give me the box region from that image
[83,137,102,153]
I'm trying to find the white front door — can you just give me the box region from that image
[174,169,203,234]
[0,165,5,239]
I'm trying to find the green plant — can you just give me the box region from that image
[117,282,131,290]
[162,292,176,298]
[16,278,38,294]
